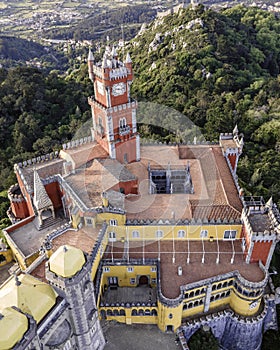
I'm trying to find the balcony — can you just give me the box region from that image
[119,125,130,136]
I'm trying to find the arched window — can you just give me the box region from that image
[113,309,119,316]
[178,230,185,238]
[132,230,140,238]
[151,309,158,316]
[156,230,163,238]
[119,309,125,316]
[132,309,137,316]
[107,309,113,316]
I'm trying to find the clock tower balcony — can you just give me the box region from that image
[119,125,131,136]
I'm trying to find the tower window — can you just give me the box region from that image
[119,117,130,135]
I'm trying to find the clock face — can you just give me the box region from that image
[97,81,104,95]
[112,82,126,96]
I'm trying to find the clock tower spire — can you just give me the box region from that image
[88,47,140,163]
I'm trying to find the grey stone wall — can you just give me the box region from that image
[180,295,278,350]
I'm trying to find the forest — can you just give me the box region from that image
[0,4,279,348]
[0,5,279,223]
[129,4,280,209]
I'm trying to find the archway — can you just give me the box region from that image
[139,275,149,286]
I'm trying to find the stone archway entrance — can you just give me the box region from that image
[138,275,149,286]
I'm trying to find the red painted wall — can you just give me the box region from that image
[228,154,237,171]
[16,172,34,217]
[115,137,137,164]
[250,241,272,265]
[45,182,62,209]
[10,200,29,219]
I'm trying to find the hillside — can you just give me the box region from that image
[0,36,68,70]
[128,4,280,206]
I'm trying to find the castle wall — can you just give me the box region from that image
[115,137,137,163]
[101,224,242,241]
[181,296,278,350]
[250,241,272,265]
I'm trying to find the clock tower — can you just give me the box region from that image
[88,47,140,163]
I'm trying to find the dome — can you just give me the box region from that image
[0,274,57,323]
[49,245,86,278]
[0,307,28,349]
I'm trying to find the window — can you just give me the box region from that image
[151,267,157,272]
[200,230,208,238]
[109,219,117,226]
[103,267,110,272]
[223,230,237,240]
[108,231,116,241]
[109,232,116,238]
[151,278,157,284]
[130,278,136,284]
[178,230,185,238]
[132,230,140,238]
[156,230,163,238]
[127,267,134,272]
[86,218,92,226]
[119,117,127,129]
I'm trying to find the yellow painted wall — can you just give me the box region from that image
[71,211,81,229]
[0,249,13,266]
[100,307,158,325]
[157,300,183,332]
[182,304,204,318]
[102,224,242,241]
[96,213,126,226]
[101,265,157,287]
[208,297,231,312]
[230,290,261,316]
[3,234,26,270]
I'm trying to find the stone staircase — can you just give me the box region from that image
[33,215,65,231]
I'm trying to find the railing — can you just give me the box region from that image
[119,125,130,136]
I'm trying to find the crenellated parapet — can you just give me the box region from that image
[242,197,280,266]
[179,293,277,350]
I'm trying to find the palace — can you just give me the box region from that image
[0,47,280,350]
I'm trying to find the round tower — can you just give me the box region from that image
[46,245,105,350]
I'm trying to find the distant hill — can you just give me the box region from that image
[0,36,46,61]
[0,36,67,71]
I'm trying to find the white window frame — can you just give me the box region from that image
[108,231,116,242]
[178,230,186,238]
[223,230,237,240]
[151,266,157,272]
[156,230,163,238]
[151,278,157,284]
[86,218,92,226]
[200,229,208,238]
[132,230,140,238]
[103,267,110,272]
[109,219,117,226]
[127,266,134,272]
[130,278,136,284]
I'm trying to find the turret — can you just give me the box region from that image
[46,245,105,350]
[88,48,94,82]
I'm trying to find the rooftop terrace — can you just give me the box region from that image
[103,239,265,299]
